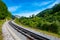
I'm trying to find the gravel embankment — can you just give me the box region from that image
[2,21,27,40]
[2,22,14,40]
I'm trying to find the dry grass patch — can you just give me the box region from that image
[0,20,5,40]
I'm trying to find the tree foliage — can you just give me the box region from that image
[0,1,11,20]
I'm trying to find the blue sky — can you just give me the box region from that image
[3,0,60,17]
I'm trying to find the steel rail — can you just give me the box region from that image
[8,21,49,40]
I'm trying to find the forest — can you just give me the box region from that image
[15,4,60,35]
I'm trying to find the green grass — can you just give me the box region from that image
[0,20,5,40]
[15,20,60,38]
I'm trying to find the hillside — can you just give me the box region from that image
[36,4,60,22]
[15,4,60,35]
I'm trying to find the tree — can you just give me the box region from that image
[0,1,11,20]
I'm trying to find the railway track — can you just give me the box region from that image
[8,21,49,40]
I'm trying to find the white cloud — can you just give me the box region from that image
[47,1,57,8]
[11,0,60,17]
[8,6,21,12]
[33,1,52,7]
[13,10,41,17]
[33,0,60,8]
[47,0,60,8]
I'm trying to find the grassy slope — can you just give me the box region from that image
[0,20,5,40]
[15,20,60,38]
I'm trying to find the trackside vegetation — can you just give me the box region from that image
[0,20,5,40]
